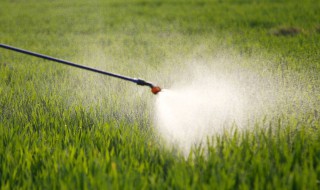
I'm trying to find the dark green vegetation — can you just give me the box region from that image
[1,0,320,189]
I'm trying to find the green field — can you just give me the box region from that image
[1,0,320,189]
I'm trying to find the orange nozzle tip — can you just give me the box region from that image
[151,86,161,94]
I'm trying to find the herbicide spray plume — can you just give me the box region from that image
[154,56,319,155]
[154,63,247,155]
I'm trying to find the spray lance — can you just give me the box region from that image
[0,43,161,94]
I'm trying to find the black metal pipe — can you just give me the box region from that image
[0,43,155,88]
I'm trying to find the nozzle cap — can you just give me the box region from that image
[151,86,161,94]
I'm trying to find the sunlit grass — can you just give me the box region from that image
[0,0,320,189]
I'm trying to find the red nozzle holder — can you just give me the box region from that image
[151,86,161,94]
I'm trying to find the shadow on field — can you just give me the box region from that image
[270,26,302,36]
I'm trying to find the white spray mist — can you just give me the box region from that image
[154,61,247,154]
[154,54,319,155]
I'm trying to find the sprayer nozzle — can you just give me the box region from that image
[151,86,162,94]
[135,78,161,94]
